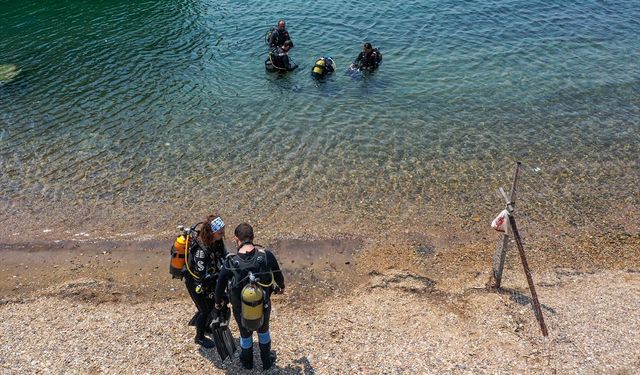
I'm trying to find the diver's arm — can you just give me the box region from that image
[269,30,279,47]
[267,251,285,290]
[286,33,293,48]
[214,266,232,304]
[352,52,364,68]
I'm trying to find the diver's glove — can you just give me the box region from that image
[272,285,284,295]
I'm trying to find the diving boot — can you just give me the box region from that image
[259,342,276,370]
[239,347,254,369]
[195,331,215,349]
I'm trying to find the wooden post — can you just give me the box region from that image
[490,162,521,288]
[491,234,509,289]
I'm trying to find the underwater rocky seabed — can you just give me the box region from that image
[0,0,638,263]
[1,1,639,249]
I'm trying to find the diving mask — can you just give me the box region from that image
[210,217,225,233]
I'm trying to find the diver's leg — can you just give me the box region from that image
[185,277,215,348]
[232,300,254,369]
[258,305,275,370]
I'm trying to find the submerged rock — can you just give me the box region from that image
[0,64,22,83]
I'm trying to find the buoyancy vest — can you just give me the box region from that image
[186,238,225,282]
[269,48,287,69]
[373,48,383,64]
[227,249,270,289]
[269,28,290,47]
[226,248,273,330]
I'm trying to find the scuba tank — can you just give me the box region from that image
[227,250,275,331]
[240,273,265,331]
[169,234,189,279]
[312,58,326,76]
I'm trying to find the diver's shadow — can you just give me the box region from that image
[277,356,316,374]
[199,341,316,374]
[197,343,233,370]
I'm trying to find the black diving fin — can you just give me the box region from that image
[220,324,236,359]
[210,306,237,361]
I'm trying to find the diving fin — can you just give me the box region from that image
[212,328,229,360]
[220,326,237,359]
[213,326,236,361]
[211,306,237,361]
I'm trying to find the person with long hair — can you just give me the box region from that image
[185,213,228,348]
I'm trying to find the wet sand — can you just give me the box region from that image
[0,238,363,305]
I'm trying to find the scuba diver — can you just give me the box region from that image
[350,42,383,71]
[183,214,228,348]
[265,40,298,72]
[311,56,336,80]
[268,19,294,49]
[215,223,285,370]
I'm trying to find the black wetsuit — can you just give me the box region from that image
[269,47,296,71]
[353,49,381,70]
[185,239,227,338]
[214,247,284,338]
[269,28,293,48]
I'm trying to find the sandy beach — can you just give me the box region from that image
[1,231,638,374]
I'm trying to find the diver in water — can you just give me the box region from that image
[214,223,285,370]
[269,20,294,49]
[311,56,336,80]
[184,213,228,348]
[350,42,382,71]
[265,40,297,72]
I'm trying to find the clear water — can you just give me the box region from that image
[1,0,638,243]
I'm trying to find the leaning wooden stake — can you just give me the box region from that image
[508,213,548,336]
[491,162,521,288]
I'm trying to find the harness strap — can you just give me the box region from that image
[242,299,263,307]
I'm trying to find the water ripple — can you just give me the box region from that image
[0,0,638,241]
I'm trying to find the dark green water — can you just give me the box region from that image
[1,0,638,243]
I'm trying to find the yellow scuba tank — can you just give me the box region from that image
[312,58,325,75]
[169,235,188,279]
[240,283,265,331]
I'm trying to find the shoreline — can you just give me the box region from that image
[0,237,365,306]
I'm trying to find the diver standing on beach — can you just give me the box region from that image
[184,213,228,348]
[215,223,285,370]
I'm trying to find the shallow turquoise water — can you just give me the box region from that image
[0,0,638,241]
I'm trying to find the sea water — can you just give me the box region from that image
[0,0,638,242]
